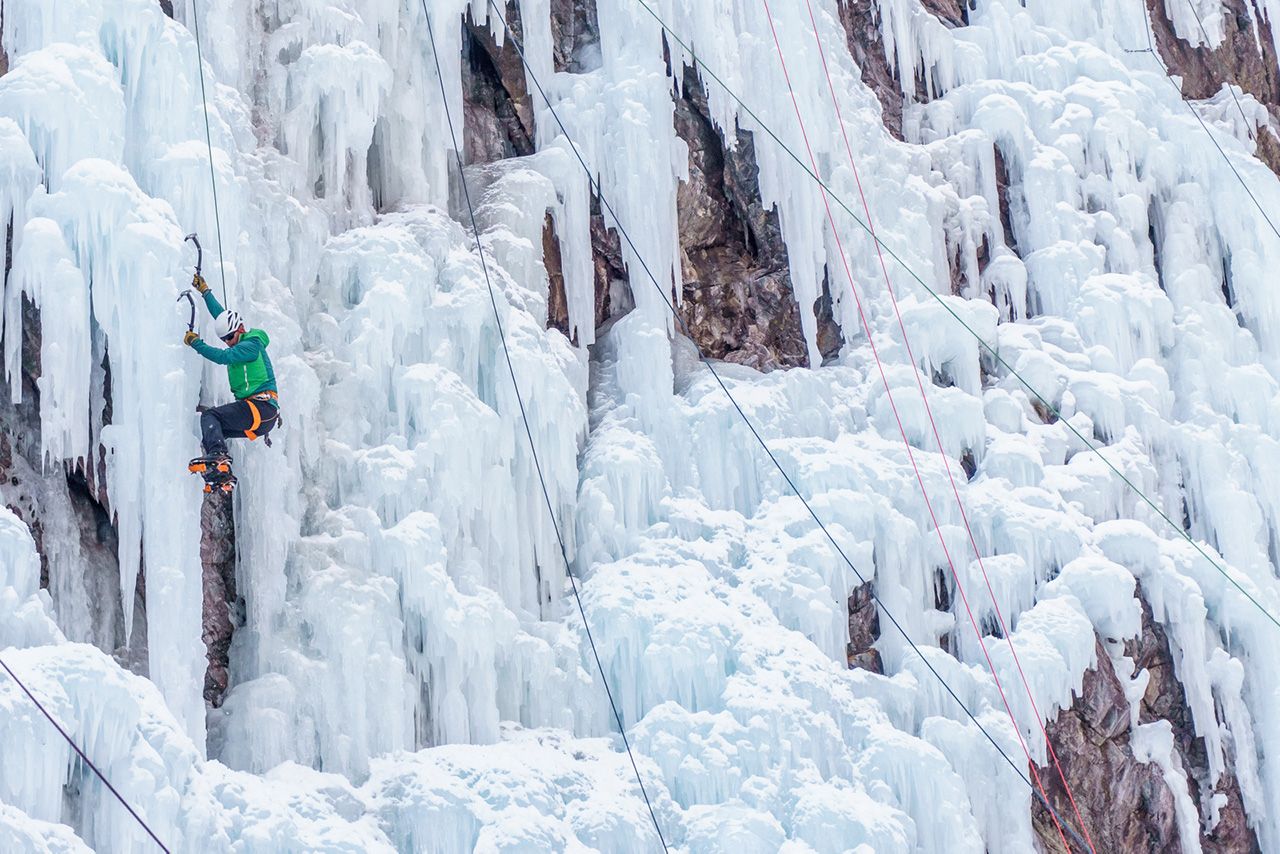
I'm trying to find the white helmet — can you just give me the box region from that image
[215,310,245,340]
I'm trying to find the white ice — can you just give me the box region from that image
[2,0,1280,851]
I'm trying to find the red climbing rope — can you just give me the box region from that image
[795,2,1104,848]
[757,2,1082,849]
[793,2,1101,850]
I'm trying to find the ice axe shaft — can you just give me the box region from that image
[177,290,196,332]
[184,233,203,276]
[178,233,202,332]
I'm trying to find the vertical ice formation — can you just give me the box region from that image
[0,507,62,651]
[2,0,1280,850]
[215,191,598,780]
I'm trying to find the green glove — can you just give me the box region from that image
[192,273,210,294]
[184,330,200,346]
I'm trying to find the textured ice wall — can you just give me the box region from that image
[0,506,669,850]
[539,0,1280,847]
[0,2,212,744]
[1,0,1280,850]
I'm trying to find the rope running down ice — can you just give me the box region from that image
[628,0,1280,635]
[761,2,1096,849]
[189,0,231,302]
[418,6,669,850]
[0,4,254,849]
[481,1,1092,846]
[0,656,171,852]
[783,3,1105,850]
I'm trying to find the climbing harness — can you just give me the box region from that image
[243,390,280,444]
[180,229,281,449]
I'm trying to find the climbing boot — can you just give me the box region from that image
[188,454,232,477]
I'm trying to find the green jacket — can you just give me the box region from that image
[192,292,278,399]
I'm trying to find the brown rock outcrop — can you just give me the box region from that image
[846,580,883,673]
[200,491,238,708]
[1146,0,1280,176]
[1125,597,1258,853]
[837,0,967,141]
[463,4,636,338]
[1033,601,1259,852]
[463,3,535,165]
[674,68,810,371]
[1033,637,1180,853]
[0,296,134,661]
[551,0,602,74]
[588,196,634,331]
[838,0,906,140]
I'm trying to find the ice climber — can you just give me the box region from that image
[183,272,279,493]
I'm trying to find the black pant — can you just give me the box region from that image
[200,398,278,456]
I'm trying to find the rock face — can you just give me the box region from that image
[463,4,535,165]
[462,7,831,364]
[1124,597,1258,853]
[200,491,238,708]
[1146,0,1280,176]
[550,0,602,74]
[674,68,812,371]
[1032,605,1260,853]
[462,0,637,340]
[838,0,906,140]
[0,297,140,666]
[846,580,882,673]
[837,0,967,141]
[546,197,635,339]
[4,4,1265,846]
[1032,637,1182,853]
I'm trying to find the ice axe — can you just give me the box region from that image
[185,232,204,275]
[177,233,202,331]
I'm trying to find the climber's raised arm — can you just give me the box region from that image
[192,273,226,317]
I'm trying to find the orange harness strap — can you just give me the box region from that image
[245,399,263,441]
[243,391,279,441]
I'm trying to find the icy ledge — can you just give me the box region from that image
[0,505,677,852]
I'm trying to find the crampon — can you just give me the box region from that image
[188,455,236,494]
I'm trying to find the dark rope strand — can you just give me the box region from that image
[627,0,1280,634]
[419,5,669,849]
[484,4,1091,848]
[0,656,170,852]
[189,0,231,302]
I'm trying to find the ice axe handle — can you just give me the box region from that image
[176,290,196,332]
[184,233,203,275]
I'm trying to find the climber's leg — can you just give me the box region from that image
[199,401,255,456]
